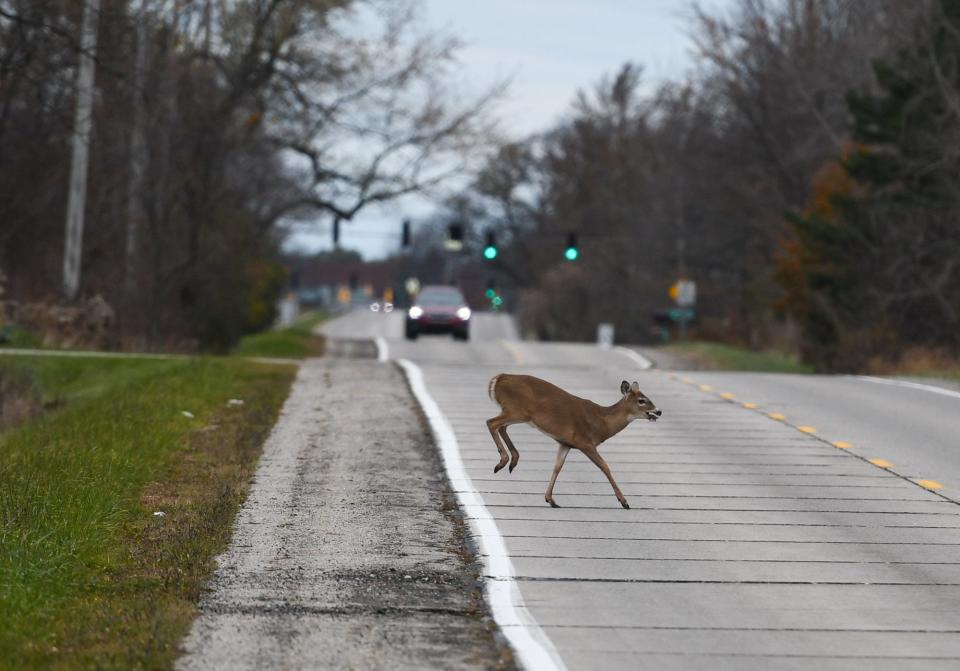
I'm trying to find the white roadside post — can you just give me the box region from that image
[597,323,614,348]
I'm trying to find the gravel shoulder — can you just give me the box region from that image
[176,358,513,670]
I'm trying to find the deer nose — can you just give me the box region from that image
[655,409,662,417]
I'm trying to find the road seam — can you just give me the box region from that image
[396,358,566,671]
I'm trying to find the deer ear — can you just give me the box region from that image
[630,381,640,393]
[620,381,630,395]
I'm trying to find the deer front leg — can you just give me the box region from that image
[545,443,571,508]
[486,416,510,473]
[582,446,630,509]
[499,426,520,473]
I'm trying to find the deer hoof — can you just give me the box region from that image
[509,462,518,473]
[546,497,560,508]
[494,460,508,474]
[620,499,630,509]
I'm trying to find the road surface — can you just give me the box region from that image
[321,309,960,670]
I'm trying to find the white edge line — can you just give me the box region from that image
[396,359,566,671]
[374,337,389,363]
[852,375,960,401]
[614,346,653,371]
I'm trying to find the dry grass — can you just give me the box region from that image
[865,347,960,379]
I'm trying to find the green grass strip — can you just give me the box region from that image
[232,310,327,359]
[0,356,294,669]
[665,341,814,373]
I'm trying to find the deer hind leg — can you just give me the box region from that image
[582,446,630,509]
[545,443,571,508]
[486,415,511,473]
[499,425,520,473]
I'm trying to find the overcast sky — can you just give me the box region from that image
[289,0,736,259]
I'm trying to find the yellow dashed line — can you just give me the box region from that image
[726,392,950,493]
[699,384,713,391]
[681,377,695,385]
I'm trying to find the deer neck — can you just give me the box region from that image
[598,400,634,441]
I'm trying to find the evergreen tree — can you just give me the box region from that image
[785,0,960,370]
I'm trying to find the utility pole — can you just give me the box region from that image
[126,0,149,295]
[63,0,101,302]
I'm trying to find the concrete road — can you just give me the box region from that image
[669,371,960,502]
[324,309,960,670]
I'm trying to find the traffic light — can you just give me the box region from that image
[332,218,340,246]
[401,219,411,248]
[483,231,498,260]
[445,223,464,251]
[564,232,579,261]
[485,279,496,299]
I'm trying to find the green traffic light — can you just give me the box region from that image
[485,288,496,298]
[483,245,498,260]
[492,295,503,306]
[564,247,579,261]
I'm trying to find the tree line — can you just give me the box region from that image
[455,0,956,371]
[0,0,494,350]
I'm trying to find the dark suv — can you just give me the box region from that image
[405,285,471,341]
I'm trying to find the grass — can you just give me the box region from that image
[0,325,44,349]
[665,340,814,374]
[232,310,327,359]
[0,355,294,670]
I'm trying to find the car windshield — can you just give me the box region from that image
[418,289,464,306]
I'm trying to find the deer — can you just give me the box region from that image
[486,374,662,509]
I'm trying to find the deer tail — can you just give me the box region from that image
[488,374,501,403]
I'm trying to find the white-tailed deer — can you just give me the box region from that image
[486,374,661,508]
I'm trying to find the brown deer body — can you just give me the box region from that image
[486,374,661,508]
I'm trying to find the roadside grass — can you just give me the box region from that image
[665,340,814,374]
[865,347,960,382]
[0,355,294,670]
[232,310,327,359]
[0,326,44,349]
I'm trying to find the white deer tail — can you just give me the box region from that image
[488,374,501,403]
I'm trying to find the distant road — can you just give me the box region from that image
[329,309,960,669]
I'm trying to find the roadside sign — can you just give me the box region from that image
[670,279,696,307]
[597,323,614,347]
[383,287,394,303]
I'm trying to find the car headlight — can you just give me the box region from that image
[456,307,471,320]
[408,306,423,319]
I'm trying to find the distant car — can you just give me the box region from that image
[405,285,470,341]
[382,302,394,313]
[369,301,381,312]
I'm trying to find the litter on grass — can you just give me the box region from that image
[181,411,195,418]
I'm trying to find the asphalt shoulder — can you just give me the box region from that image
[177,357,514,670]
